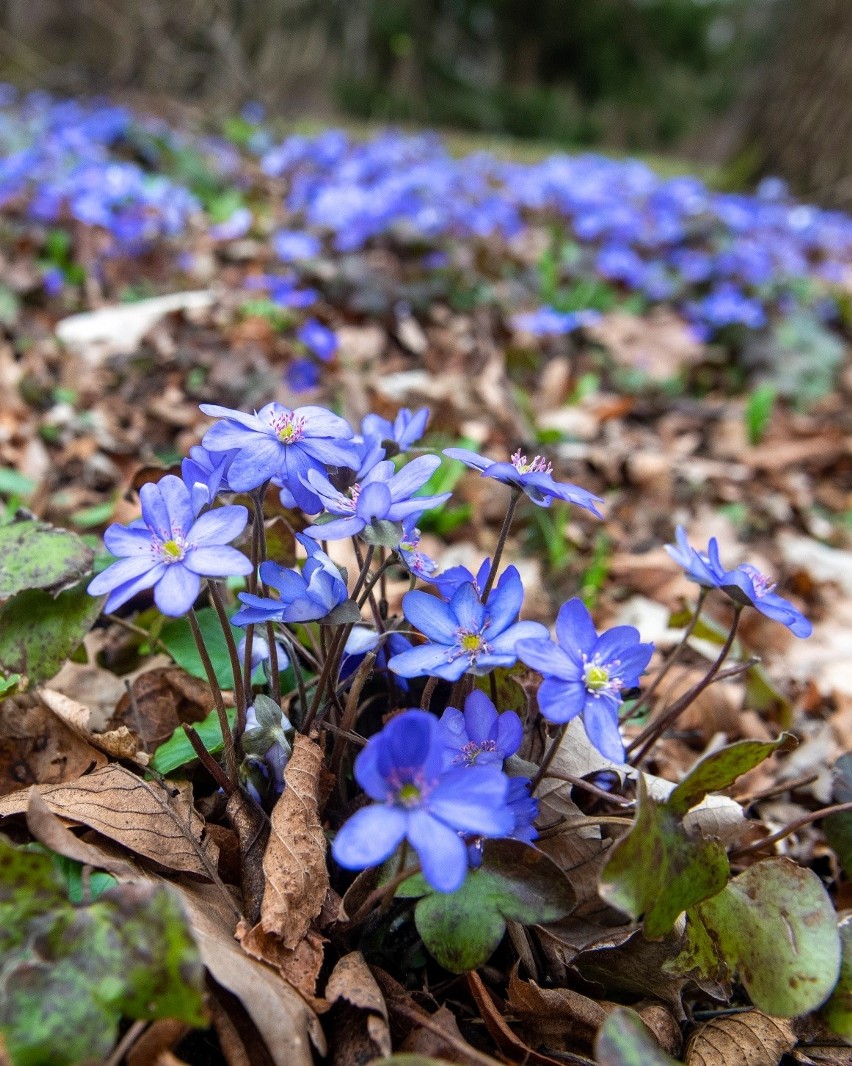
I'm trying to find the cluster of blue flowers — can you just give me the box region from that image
[4,88,852,349]
[88,396,812,892]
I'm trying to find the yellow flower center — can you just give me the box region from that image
[585,664,610,692]
[162,539,184,562]
[397,783,421,807]
[460,633,483,653]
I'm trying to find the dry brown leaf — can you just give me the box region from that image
[466,970,565,1066]
[398,1007,485,1065]
[39,687,142,762]
[588,309,703,382]
[24,787,138,877]
[685,1011,796,1066]
[126,1020,191,1066]
[326,951,391,1058]
[236,918,327,1002]
[109,667,216,751]
[0,696,107,795]
[507,968,608,1048]
[0,764,218,877]
[171,880,325,1066]
[260,733,330,948]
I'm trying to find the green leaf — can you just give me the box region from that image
[0,838,206,1064]
[321,599,362,625]
[0,468,35,498]
[694,857,841,1017]
[666,735,792,817]
[825,754,852,878]
[821,915,852,1043]
[0,583,102,684]
[744,383,776,446]
[0,518,93,599]
[0,673,21,698]
[404,839,575,973]
[360,520,404,548]
[150,704,238,775]
[599,776,730,939]
[595,1007,683,1066]
[160,606,242,689]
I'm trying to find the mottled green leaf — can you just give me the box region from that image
[0,837,206,1065]
[402,840,575,973]
[599,776,729,939]
[595,1007,683,1066]
[0,582,102,684]
[360,520,404,548]
[695,858,841,1017]
[150,704,238,775]
[821,915,852,1043]
[667,735,792,817]
[0,518,93,600]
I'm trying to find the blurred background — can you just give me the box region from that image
[0,0,850,206]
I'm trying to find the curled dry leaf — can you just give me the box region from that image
[109,667,217,752]
[685,1011,796,1066]
[326,951,392,1059]
[39,687,142,762]
[260,733,330,948]
[236,918,326,1003]
[0,763,218,878]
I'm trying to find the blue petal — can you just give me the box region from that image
[442,448,493,473]
[554,599,597,659]
[402,590,459,644]
[516,637,579,681]
[463,690,497,744]
[157,476,195,537]
[228,438,284,491]
[536,677,586,724]
[388,454,441,500]
[388,642,455,679]
[184,545,253,577]
[89,555,155,596]
[582,701,625,762]
[332,805,407,870]
[153,564,201,616]
[482,566,524,636]
[406,809,468,892]
[428,766,513,836]
[450,582,486,633]
[191,504,249,546]
[103,524,152,557]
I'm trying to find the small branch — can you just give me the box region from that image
[530,723,567,793]
[729,800,852,859]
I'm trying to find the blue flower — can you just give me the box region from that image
[297,318,338,362]
[506,777,538,844]
[389,567,548,682]
[301,455,450,541]
[231,534,349,625]
[444,447,603,515]
[361,407,429,456]
[199,402,359,509]
[433,559,491,602]
[397,517,439,582]
[340,626,414,691]
[331,709,513,892]
[241,695,293,800]
[181,445,238,511]
[438,690,522,769]
[665,526,812,638]
[511,306,601,336]
[88,475,252,616]
[272,229,321,262]
[517,598,654,762]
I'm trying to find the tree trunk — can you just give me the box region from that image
[747,0,852,208]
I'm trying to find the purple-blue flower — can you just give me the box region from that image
[297,318,338,362]
[272,229,321,262]
[511,306,601,336]
[361,407,429,456]
[444,447,603,515]
[506,777,538,844]
[397,518,439,582]
[517,598,654,762]
[438,690,522,769]
[181,445,238,511]
[231,534,349,625]
[199,402,359,510]
[331,709,513,892]
[301,455,450,541]
[88,474,251,616]
[389,566,548,682]
[433,558,491,602]
[665,525,812,638]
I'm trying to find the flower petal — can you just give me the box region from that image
[88,555,157,595]
[388,642,455,679]
[153,564,201,617]
[406,809,468,893]
[554,598,597,659]
[429,767,512,837]
[227,438,284,492]
[516,637,578,680]
[450,582,485,633]
[184,545,253,577]
[463,690,497,744]
[103,524,152,557]
[536,677,586,723]
[402,591,459,644]
[190,505,249,546]
[332,805,407,871]
[582,701,625,762]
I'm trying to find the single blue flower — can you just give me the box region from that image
[231,534,350,625]
[665,526,812,637]
[433,558,491,602]
[200,401,359,510]
[397,517,439,582]
[241,696,293,799]
[297,318,338,362]
[331,709,513,892]
[444,447,603,515]
[389,567,548,682]
[361,407,429,456]
[181,445,238,511]
[517,598,654,762]
[285,357,321,393]
[301,455,450,541]
[438,690,522,769]
[88,475,252,616]
[272,228,321,262]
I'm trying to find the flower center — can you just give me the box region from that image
[740,563,776,599]
[457,738,497,766]
[272,412,307,444]
[154,533,188,564]
[511,449,553,476]
[396,783,422,807]
[585,664,610,692]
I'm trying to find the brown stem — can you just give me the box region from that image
[208,580,246,719]
[183,724,234,794]
[530,723,566,793]
[342,860,422,929]
[331,651,377,782]
[542,770,635,807]
[481,489,521,602]
[729,800,852,859]
[419,675,440,711]
[626,606,744,765]
[187,609,238,786]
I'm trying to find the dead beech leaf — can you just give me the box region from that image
[109,667,216,751]
[685,1011,796,1066]
[261,733,330,948]
[236,918,326,1002]
[0,764,218,878]
[0,696,106,795]
[466,970,564,1066]
[167,880,325,1066]
[25,787,137,878]
[507,968,608,1048]
[326,951,392,1058]
[39,687,142,762]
